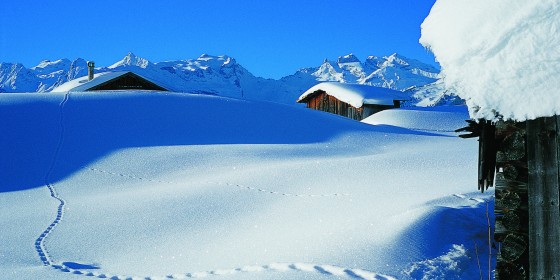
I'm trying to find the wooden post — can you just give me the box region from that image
[493,121,529,279]
[526,116,560,279]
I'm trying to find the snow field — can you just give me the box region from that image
[0,92,492,279]
[362,106,469,134]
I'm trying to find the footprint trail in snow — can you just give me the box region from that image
[88,167,350,197]
[35,93,395,280]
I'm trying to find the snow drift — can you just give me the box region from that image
[362,106,469,134]
[0,91,492,279]
[420,0,560,121]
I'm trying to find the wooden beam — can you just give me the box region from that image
[527,116,560,279]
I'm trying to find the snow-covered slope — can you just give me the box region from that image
[0,53,443,105]
[0,91,493,279]
[362,106,470,134]
[33,59,89,92]
[0,62,41,93]
[362,53,439,89]
[0,59,88,93]
[405,79,464,107]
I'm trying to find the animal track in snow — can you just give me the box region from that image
[88,167,350,197]
[89,167,175,184]
[49,262,397,280]
[36,92,70,266]
[36,93,393,280]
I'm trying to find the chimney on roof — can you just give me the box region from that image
[87,61,95,81]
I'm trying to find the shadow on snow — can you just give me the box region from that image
[0,92,443,193]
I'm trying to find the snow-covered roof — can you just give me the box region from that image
[420,0,560,121]
[51,71,168,93]
[297,82,406,108]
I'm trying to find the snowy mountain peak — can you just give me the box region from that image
[187,54,235,70]
[384,53,409,66]
[337,53,361,64]
[364,56,384,71]
[31,59,71,72]
[337,53,363,79]
[289,53,440,93]
[197,53,231,62]
[0,62,40,92]
[312,60,344,82]
[0,52,444,106]
[197,53,211,60]
[109,52,151,69]
[222,56,233,65]
[34,60,52,69]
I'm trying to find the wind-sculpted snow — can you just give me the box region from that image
[362,106,470,134]
[29,91,402,279]
[0,91,438,192]
[0,92,493,279]
[88,167,350,197]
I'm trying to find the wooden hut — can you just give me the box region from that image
[52,71,169,93]
[296,82,406,121]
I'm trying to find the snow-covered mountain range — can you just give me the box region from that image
[0,52,458,105]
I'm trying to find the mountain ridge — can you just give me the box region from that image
[0,52,454,105]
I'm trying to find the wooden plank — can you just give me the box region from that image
[494,121,530,279]
[527,116,560,279]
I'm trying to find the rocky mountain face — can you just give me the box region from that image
[0,52,457,105]
[287,53,439,89]
[0,62,42,93]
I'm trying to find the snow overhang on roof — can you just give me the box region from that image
[420,0,560,121]
[51,71,169,93]
[297,82,406,108]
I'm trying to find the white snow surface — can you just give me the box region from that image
[297,82,406,108]
[50,71,126,92]
[362,106,469,134]
[420,0,560,121]
[0,91,493,279]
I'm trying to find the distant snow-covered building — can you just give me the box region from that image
[297,82,406,121]
[52,70,168,93]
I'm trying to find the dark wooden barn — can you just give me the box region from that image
[52,71,169,93]
[86,72,167,91]
[297,82,405,121]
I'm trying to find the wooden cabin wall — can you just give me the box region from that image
[362,105,395,119]
[494,116,560,279]
[526,116,560,279]
[88,73,167,91]
[305,91,363,120]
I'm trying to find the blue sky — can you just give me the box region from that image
[1,0,437,79]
